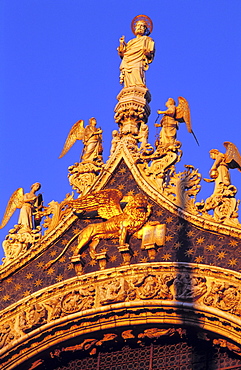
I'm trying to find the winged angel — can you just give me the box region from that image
[155,97,198,148]
[46,189,152,267]
[205,142,241,193]
[199,142,241,223]
[0,183,42,232]
[59,117,103,162]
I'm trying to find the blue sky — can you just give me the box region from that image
[1,0,241,260]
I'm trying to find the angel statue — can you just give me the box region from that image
[0,182,42,232]
[59,117,103,163]
[198,142,241,224]
[155,97,198,149]
[117,15,155,88]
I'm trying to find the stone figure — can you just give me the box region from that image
[0,183,42,232]
[117,15,155,88]
[110,130,121,156]
[59,118,103,163]
[137,122,149,150]
[199,142,241,224]
[155,97,193,149]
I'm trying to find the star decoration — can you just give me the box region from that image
[175,223,184,231]
[89,259,97,266]
[185,248,195,257]
[14,284,22,291]
[56,275,63,282]
[6,278,13,284]
[127,190,135,196]
[162,253,171,261]
[196,237,205,245]
[165,216,173,223]
[100,247,109,253]
[71,244,77,252]
[140,257,148,263]
[81,252,87,258]
[61,239,69,246]
[26,273,33,279]
[156,210,163,217]
[109,179,115,185]
[229,240,239,247]
[194,256,204,263]
[73,228,80,235]
[47,267,55,275]
[119,168,127,174]
[186,230,195,237]
[59,256,66,263]
[117,184,125,190]
[109,255,117,262]
[3,294,10,301]
[37,261,45,269]
[206,244,216,252]
[173,242,182,249]
[67,263,74,270]
[133,250,139,257]
[50,250,58,257]
[23,290,31,297]
[165,235,173,242]
[228,258,238,267]
[217,251,227,260]
[34,279,43,287]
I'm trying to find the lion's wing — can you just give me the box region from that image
[68,189,123,219]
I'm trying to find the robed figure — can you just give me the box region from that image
[118,15,155,88]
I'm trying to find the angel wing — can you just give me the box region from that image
[0,188,24,229]
[59,120,85,158]
[67,189,123,219]
[223,141,241,171]
[175,96,192,133]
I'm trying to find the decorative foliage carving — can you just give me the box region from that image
[2,225,41,265]
[133,274,173,300]
[60,286,95,314]
[68,161,103,195]
[19,304,48,333]
[163,165,201,213]
[41,193,73,235]
[203,282,240,313]
[99,278,129,305]
[114,87,151,137]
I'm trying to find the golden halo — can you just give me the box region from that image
[131,15,153,35]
